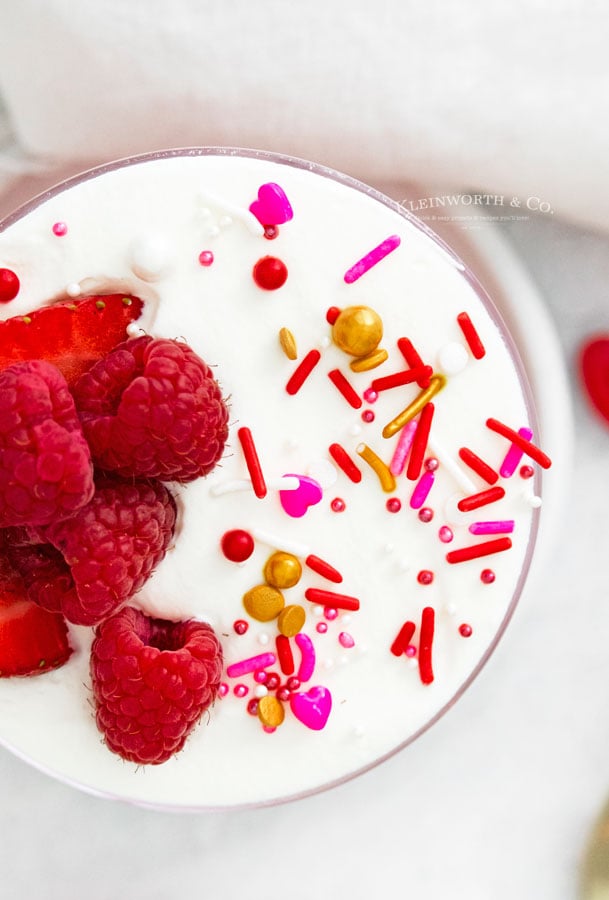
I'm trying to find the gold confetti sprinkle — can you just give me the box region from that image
[243,585,285,621]
[279,327,298,360]
[277,604,306,637]
[257,695,285,728]
[349,347,389,372]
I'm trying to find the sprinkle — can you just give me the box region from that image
[65,282,81,298]
[389,420,418,475]
[390,621,417,657]
[349,348,389,372]
[277,605,306,636]
[316,622,328,634]
[233,619,249,635]
[339,632,355,649]
[480,569,496,584]
[356,443,397,492]
[0,268,20,303]
[418,607,435,684]
[328,368,362,408]
[234,684,249,698]
[397,337,431,387]
[410,470,435,509]
[326,306,341,325]
[457,485,506,512]
[343,234,401,284]
[279,327,298,360]
[519,464,535,479]
[417,570,434,585]
[253,255,288,290]
[295,632,316,682]
[304,588,360,611]
[487,418,552,469]
[469,520,515,535]
[211,475,299,496]
[251,527,310,558]
[457,312,486,359]
[437,342,469,375]
[371,366,434,393]
[363,388,378,403]
[198,250,214,266]
[438,525,454,543]
[286,349,321,395]
[257,695,285,729]
[458,447,500,485]
[362,409,375,423]
[418,507,434,523]
[428,436,477,494]
[52,221,68,236]
[386,497,402,513]
[383,375,446,439]
[331,497,346,512]
[446,537,512,564]
[406,403,435,481]
[237,427,267,499]
[275,635,295,676]
[328,443,362,483]
[459,624,473,638]
[498,426,533,476]
[221,529,255,562]
[226,652,277,679]
[305,555,343,583]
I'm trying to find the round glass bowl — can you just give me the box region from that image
[0,148,552,809]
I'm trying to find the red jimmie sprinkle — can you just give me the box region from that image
[326,306,341,325]
[237,427,267,498]
[446,536,513,564]
[486,418,552,469]
[304,588,360,611]
[457,311,486,359]
[418,606,435,684]
[329,443,362,483]
[390,620,416,657]
[457,485,505,512]
[458,447,499,485]
[397,337,431,388]
[286,349,321,395]
[305,554,343,584]
[406,402,435,481]
[328,368,362,409]
[370,365,434,393]
[275,635,295,675]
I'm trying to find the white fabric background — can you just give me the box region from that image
[1,5,609,898]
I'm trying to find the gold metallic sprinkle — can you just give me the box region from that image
[349,347,389,372]
[382,374,446,439]
[356,443,397,492]
[243,585,285,622]
[257,695,285,728]
[264,552,302,589]
[332,306,383,357]
[278,604,306,637]
[279,327,298,360]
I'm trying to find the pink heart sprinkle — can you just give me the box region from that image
[290,686,332,731]
[249,182,294,226]
[279,474,322,518]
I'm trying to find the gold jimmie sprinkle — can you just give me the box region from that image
[382,374,446,439]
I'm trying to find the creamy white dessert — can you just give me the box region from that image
[0,150,547,808]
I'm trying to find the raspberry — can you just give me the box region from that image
[73,336,229,482]
[4,540,74,614]
[34,475,177,626]
[90,607,223,764]
[0,360,94,527]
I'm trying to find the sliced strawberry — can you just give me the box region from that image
[0,554,72,677]
[0,294,143,385]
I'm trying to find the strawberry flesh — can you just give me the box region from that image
[0,294,143,385]
[0,554,72,677]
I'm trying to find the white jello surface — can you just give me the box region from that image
[0,150,544,808]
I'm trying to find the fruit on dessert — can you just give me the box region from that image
[0,359,94,527]
[90,607,223,764]
[73,335,230,482]
[0,294,143,385]
[13,475,178,626]
[581,336,609,426]
[0,553,71,677]
[2,538,72,614]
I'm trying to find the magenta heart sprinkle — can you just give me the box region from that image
[249,182,294,226]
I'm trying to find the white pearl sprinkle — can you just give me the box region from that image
[318,335,331,350]
[129,235,173,282]
[528,494,543,508]
[437,341,469,375]
[254,685,269,699]
[257,633,270,646]
[65,282,81,297]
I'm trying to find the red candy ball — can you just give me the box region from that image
[221,529,255,562]
[253,256,288,290]
[0,268,20,303]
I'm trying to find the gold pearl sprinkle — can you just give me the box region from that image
[356,442,397,492]
[279,327,298,360]
[382,374,447,439]
[332,306,383,357]
[257,695,285,728]
[264,552,302,589]
[243,585,285,621]
[277,604,306,637]
[349,347,389,372]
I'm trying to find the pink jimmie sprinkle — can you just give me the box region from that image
[295,632,316,683]
[226,652,276,679]
[469,520,515,535]
[389,419,418,475]
[499,427,533,477]
[409,470,435,509]
[344,235,401,284]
